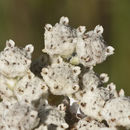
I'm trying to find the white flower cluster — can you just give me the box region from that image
[0,16,130,130]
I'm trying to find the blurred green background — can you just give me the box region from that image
[0,0,130,95]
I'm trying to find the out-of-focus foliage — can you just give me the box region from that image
[0,0,130,96]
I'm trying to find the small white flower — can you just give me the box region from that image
[41,57,80,95]
[76,26,114,67]
[14,71,48,106]
[0,40,33,78]
[44,17,77,58]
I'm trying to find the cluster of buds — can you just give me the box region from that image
[0,16,129,130]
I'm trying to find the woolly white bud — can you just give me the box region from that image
[6,39,15,48]
[105,46,115,56]
[119,89,125,97]
[25,44,34,53]
[94,25,104,34]
[59,16,69,25]
[107,82,116,90]
[45,24,52,31]
[100,73,109,83]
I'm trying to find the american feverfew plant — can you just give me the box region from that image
[0,16,130,130]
